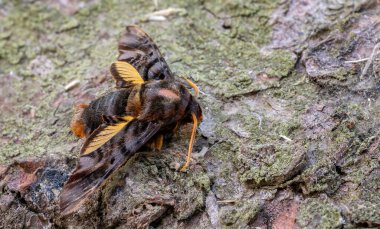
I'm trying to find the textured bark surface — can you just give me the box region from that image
[0,0,379,228]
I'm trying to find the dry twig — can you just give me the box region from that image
[359,43,380,79]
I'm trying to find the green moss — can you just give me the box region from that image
[219,200,260,227]
[100,151,209,221]
[157,0,293,98]
[301,161,341,195]
[259,49,297,77]
[274,117,301,138]
[193,174,211,192]
[350,201,380,225]
[58,18,80,32]
[331,68,354,81]
[209,141,238,162]
[238,144,305,187]
[344,158,378,186]
[297,198,343,229]
[335,13,361,33]
[359,170,380,203]
[191,48,296,98]
[0,3,63,67]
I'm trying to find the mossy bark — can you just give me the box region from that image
[0,0,379,228]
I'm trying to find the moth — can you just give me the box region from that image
[60,25,203,215]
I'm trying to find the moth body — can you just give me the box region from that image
[72,80,201,139]
[61,25,202,216]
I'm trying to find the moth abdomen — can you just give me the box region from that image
[75,89,133,137]
[70,104,89,138]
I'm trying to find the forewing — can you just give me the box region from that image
[60,120,163,216]
[117,25,174,82]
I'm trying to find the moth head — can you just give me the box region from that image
[191,99,203,122]
[179,76,202,122]
[182,91,203,124]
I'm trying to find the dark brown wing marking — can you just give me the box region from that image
[60,120,163,216]
[117,25,174,82]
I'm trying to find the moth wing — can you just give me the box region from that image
[80,115,135,156]
[60,120,163,216]
[110,61,145,88]
[117,25,175,82]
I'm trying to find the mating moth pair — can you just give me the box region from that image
[60,25,202,215]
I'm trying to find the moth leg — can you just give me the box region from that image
[70,103,89,139]
[144,134,164,152]
[180,113,198,172]
[172,121,181,133]
[146,141,156,151]
[184,78,199,97]
[154,134,164,151]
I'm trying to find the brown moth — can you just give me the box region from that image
[60,25,203,215]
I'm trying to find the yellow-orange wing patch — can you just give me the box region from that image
[80,116,134,155]
[110,61,145,88]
